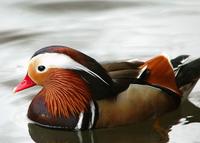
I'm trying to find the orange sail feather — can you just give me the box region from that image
[144,55,181,95]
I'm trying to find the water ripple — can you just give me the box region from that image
[17,1,160,13]
[0,30,46,44]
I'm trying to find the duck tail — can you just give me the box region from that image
[171,55,200,97]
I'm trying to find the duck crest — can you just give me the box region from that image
[32,45,114,88]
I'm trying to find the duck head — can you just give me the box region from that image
[14,46,114,130]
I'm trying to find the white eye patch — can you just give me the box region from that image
[31,53,75,70]
[30,53,109,85]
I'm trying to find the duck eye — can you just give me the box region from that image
[37,65,46,72]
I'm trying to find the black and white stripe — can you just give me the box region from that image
[74,101,98,130]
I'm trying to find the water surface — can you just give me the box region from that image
[0,1,200,143]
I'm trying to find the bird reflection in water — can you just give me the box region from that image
[28,123,94,143]
[28,121,170,143]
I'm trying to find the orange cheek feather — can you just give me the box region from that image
[40,69,92,118]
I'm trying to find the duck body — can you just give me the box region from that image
[14,46,200,130]
[96,84,179,128]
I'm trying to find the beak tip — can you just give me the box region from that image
[13,74,36,94]
[13,87,18,94]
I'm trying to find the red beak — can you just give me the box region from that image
[14,74,36,93]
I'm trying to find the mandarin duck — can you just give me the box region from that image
[14,46,200,130]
